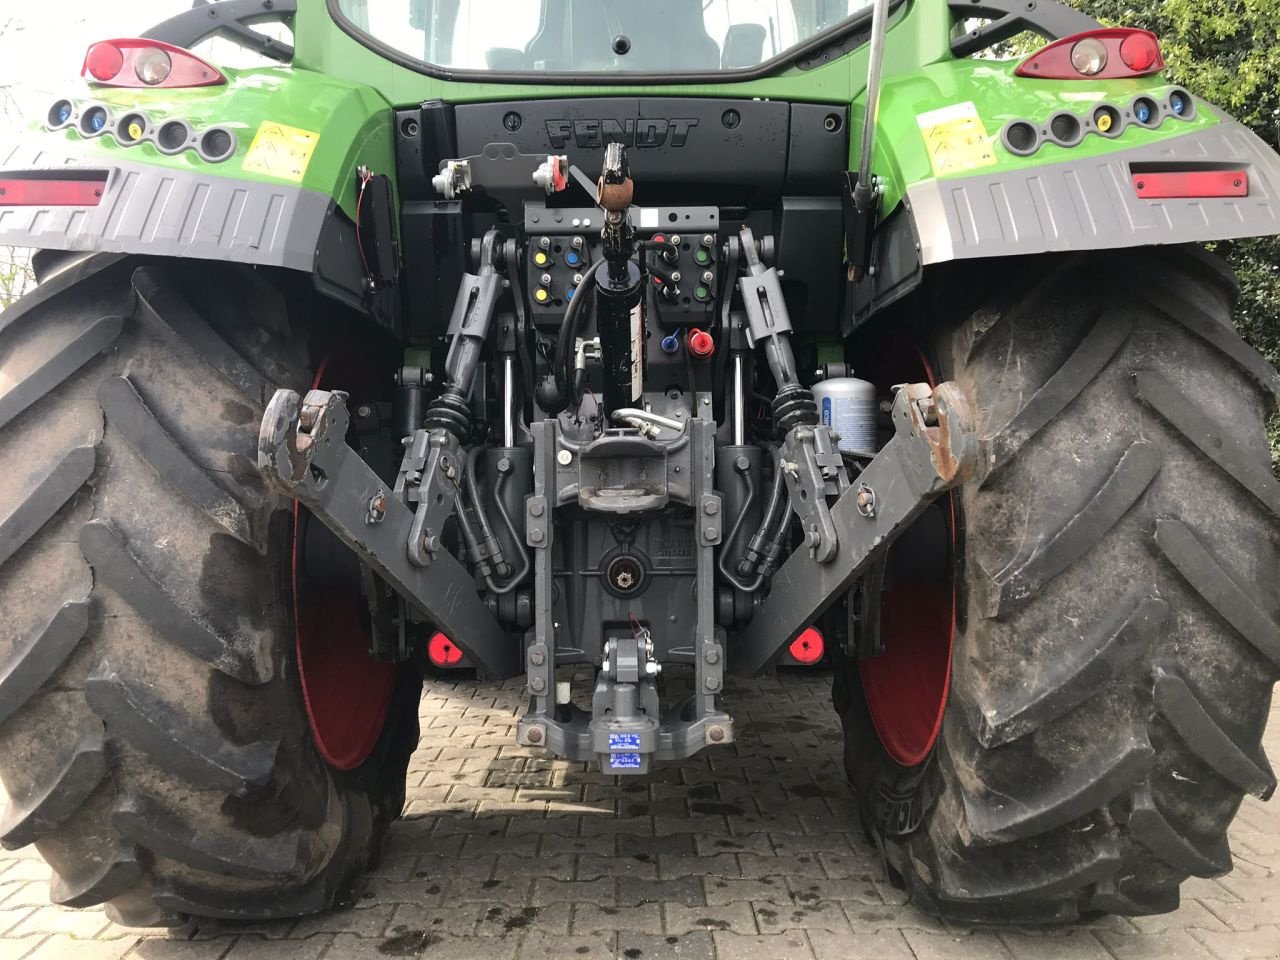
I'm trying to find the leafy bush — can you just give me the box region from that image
[1067,0,1280,370]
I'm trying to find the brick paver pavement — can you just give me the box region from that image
[0,671,1276,959]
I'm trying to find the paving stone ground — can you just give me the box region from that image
[0,671,1277,960]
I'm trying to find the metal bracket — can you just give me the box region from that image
[734,381,979,675]
[144,0,295,62]
[948,0,1099,58]
[258,388,518,679]
[778,423,848,564]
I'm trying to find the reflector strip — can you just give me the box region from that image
[1133,170,1248,199]
[0,178,105,206]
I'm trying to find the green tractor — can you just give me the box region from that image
[1,0,1277,927]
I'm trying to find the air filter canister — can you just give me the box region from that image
[812,377,877,455]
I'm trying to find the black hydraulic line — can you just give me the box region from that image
[718,466,766,593]
[464,447,505,573]
[505,241,536,412]
[737,463,786,579]
[551,257,605,407]
[487,470,531,595]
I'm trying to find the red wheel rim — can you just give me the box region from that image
[292,358,395,771]
[858,337,956,767]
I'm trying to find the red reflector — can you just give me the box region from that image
[427,632,464,667]
[1133,170,1248,199]
[84,42,124,82]
[789,627,825,665]
[0,178,105,207]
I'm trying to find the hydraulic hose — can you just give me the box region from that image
[552,257,605,407]
[487,469,531,595]
[718,465,765,593]
[737,463,787,579]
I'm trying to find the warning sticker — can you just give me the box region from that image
[917,102,997,177]
[242,122,320,182]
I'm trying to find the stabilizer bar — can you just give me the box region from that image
[258,389,519,679]
[733,382,979,676]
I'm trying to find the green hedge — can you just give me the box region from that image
[1066,0,1280,368]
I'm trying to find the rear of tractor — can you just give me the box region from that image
[0,0,1277,927]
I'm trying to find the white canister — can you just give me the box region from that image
[812,377,877,455]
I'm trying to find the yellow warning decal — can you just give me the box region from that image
[917,102,997,177]
[242,122,320,182]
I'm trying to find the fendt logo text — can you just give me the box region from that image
[545,118,699,150]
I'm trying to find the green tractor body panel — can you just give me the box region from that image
[2,0,1278,295]
[26,64,390,219]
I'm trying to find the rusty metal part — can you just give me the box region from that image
[896,381,979,486]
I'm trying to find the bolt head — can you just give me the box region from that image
[703,501,719,516]
[557,449,573,466]
[530,529,545,543]
[530,648,546,666]
[704,646,720,664]
[704,527,719,540]
[705,676,721,691]
[530,677,546,693]
[529,501,545,517]
[526,725,544,744]
[708,725,725,743]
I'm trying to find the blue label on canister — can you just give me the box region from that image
[608,733,641,750]
[609,753,642,769]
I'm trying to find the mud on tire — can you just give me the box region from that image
[0,257,421,925]
[836,247,1279,921]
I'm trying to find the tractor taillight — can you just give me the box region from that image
[1016,29,1165,81]
[428,632,464,668]
[81,39,225,88]
[789,627,825,665]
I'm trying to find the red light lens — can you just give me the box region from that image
[428,632,464,667]
[0,177,105,207]
[84,43,124,82]
[80,38,225,88]
[1119,33,1160,72]
[1133,170,1248,199]
[789,627,825,665]
[1016,29,1164,80]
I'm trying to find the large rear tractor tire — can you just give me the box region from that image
[0,257,422,925]
[836,247,1278,921]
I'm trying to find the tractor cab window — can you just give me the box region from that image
[332,0,869,75]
